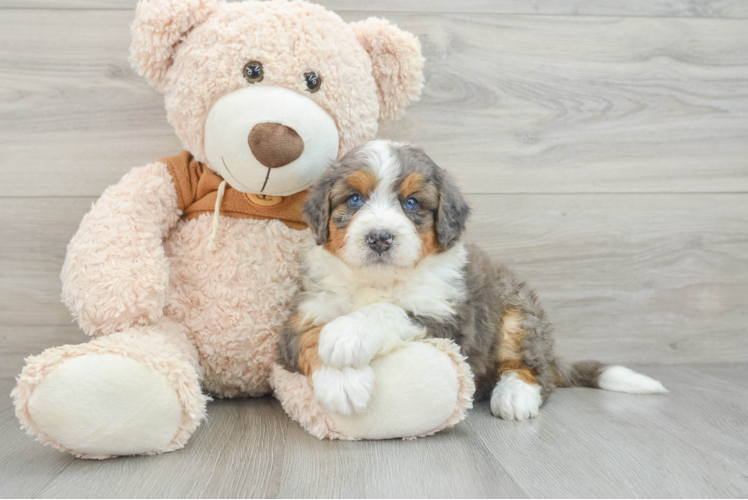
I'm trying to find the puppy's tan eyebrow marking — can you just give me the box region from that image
[399,172,425,198]
[345,170,377,196]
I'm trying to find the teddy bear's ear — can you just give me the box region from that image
[130,0,217,90]
[351,18,425,122]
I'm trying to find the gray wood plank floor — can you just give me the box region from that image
[3,364,748,498]
[1,0,747,497]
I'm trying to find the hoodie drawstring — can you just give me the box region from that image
[206,179,227,251]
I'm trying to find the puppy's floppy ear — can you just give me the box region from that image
[436,171,471,250]
[130,0,217,91]
[351,17,425,122]
[304,171,336,246]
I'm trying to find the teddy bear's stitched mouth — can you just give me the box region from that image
[260,167,272,193]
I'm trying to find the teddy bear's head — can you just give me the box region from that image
[130,0,424,196]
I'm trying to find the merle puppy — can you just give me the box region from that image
[277,139,667,419]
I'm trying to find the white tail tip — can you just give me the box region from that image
[598,366,668,394]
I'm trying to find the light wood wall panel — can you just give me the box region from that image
[2,194,746,377]
[1,1,746,496]
[3,0,748,18]
[1,2,746,376]
[1,10,747,196]
[0,199,90,379]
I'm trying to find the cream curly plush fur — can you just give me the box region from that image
[12,0,473,459]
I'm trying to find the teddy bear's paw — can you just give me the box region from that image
[24,353,188,457]
[490,372,542,421]
[318,316,379,369]
[312,365,375,415]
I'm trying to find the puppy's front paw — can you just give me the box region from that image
[312,365,375,415]
[490,373,542,421]
[318,316,379,369]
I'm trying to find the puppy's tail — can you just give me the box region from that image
[552,361,668,394]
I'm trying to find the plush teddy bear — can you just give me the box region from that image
[12,0,474,458]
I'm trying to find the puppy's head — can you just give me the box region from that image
[304,139,470,269]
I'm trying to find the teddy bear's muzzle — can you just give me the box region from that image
[204,85,339,196]
[248,123,305,169]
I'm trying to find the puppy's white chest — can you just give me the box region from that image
[305,243,468,323]
[347,277,448,318]
[351,287,393,310]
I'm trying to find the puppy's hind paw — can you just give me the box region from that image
[312,365,375,415]
[491,372,542,421]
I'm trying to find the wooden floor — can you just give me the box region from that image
[1,0,747,497]
[2,363,748,498]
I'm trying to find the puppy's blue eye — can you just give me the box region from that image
[404,197,419,211]
[348,193,363,208]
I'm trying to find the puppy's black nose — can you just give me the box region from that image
[366,230,394,254]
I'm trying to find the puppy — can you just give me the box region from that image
[277,139,667,419]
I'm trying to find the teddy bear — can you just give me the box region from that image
[12,0,474,458]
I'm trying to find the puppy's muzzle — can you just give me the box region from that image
[366,230,394,254]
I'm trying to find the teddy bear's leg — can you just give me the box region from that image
[12,318,206,459]
[271,339,475,440]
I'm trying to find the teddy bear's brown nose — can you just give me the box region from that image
[247,123,305,168]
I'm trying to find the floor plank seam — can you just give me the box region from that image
[26,454,77,498]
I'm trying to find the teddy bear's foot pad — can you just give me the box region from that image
[27,354,183,457]
[272,339,476,440]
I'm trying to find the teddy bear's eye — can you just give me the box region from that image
[304,71,322,93]
[243,61,264,84]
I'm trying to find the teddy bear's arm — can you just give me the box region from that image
[61,161,181,336]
